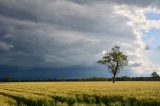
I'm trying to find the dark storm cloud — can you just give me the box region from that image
[71,0,160,8]
[114,0,160,7]
[0,65,111,80]
[0,0,136,69]
[0,0,159,78]
[0,0,97,33]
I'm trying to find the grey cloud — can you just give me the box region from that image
[0,0,155,69]
[0,0,136,37]
[144,43,150,50]
[115,0,160,8]
[0,41,14,51]
[128,61,142,67]
[71,0,160,8]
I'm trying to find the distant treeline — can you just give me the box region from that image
[68,76,160,81]
[0,76,160,82]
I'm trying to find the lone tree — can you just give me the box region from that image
[3,76,13,82]
[97,46,128,83]
[151,72,159,80]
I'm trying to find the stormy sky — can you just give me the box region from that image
[0,0,160,80]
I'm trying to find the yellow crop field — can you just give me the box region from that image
[0,81,159,106]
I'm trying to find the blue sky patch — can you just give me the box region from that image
[145,12,160,20]
[142,28,160,49]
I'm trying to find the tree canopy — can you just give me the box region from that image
[97,46,128,83]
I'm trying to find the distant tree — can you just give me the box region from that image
[121,76,130,81]
[3,76,13,82]
[97,46,128,83]
[151,72,159,80]
[151,72,159,77]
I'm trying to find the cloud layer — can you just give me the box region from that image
[0,0,160,77]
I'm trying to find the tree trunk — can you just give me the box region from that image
[112,62,118,83]
[113,74,116,83]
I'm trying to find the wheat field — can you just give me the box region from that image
[0,81,159,106]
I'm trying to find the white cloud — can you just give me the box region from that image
[113,4,160,75]
[0,41,14,51]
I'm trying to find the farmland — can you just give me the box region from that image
[0,82,159,106]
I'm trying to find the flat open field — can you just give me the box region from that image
[0,81,159,106]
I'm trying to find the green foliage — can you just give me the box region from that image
[76,94,84,103]
[151,72,160,81]
[151,72,159,77]
[0,95,17,106]
[67,96,76,106]
[3,76,13,82]
[83,95,96,104]
[97,46,128,83]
